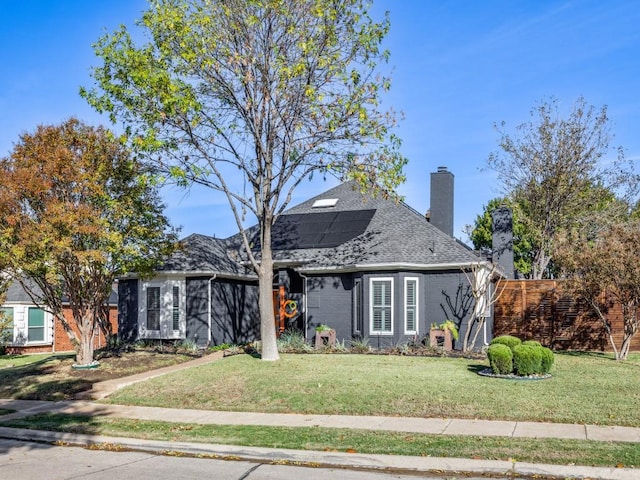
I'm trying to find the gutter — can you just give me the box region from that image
[298,260,491,275]
[119,270,257,282]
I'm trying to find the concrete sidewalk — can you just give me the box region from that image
[1,397,640,444]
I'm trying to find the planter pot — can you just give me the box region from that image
[315,329,336,349]
[429,328,452,351]
[72,360,100,370]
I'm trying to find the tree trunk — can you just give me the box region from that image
[257,219,279,361]
[75,312,96,366]
[617,303,638,361]
[257,262,279,361]
[468,317,486,350]
[586,298,622,360]
[461,314,476,352]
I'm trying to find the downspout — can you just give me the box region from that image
[299,273,309,342]
[483,318,488,346]
[207,275,217,346]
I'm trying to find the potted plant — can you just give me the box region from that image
[429,320,458,351]
[314,324,336,348]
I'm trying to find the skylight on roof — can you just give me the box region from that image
[312,198,338,208]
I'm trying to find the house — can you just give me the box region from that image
[118,167,498,349]
[0,281,118,355]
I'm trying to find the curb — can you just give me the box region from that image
[0,426,637,480]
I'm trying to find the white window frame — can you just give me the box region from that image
[0,306,14,344]
[404,277,419,335]
[139,278,186,339]
[369,277,394,336]
[0,304,53,345]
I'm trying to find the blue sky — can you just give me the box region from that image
[1,1,639,242]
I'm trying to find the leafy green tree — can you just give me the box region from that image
[0,119,176,365]
[82,0,406,361]
[487,96,634,279]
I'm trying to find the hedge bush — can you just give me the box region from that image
[512,344,543,376]
[486,336,554,377]
[490,335,522,350]
[487,343,513,375]
[540,346,554,374]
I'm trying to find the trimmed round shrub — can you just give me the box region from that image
[490,335,522,350]
[539,347,554,374]
[512,344,543,376]
[487,343,513,375]
[522,340,542,348]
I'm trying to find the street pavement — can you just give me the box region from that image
[0,352,638,479]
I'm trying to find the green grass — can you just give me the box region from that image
[0,350,195,400]
[104,352,640,427]
[0,409,15,415]
[0,353,61,369]
[3,413,638,469]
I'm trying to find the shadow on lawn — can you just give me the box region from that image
[0,354,90,401]
[0,411,111,457]
[466,364,486,375]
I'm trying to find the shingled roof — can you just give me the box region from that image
[154,233,255,279]
[153,182,483,277]
[263,182,483,272]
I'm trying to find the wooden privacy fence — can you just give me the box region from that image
[493,279,640,352]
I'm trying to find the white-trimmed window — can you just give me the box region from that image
[0,307,14,344]
[370,278,393,335]
[146,287,161,331]
[139,279,186,339]
[0,305,52,345]
[404,277,419,335]
[27,307,46,342]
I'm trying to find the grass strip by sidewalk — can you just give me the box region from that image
[3,413,638,469]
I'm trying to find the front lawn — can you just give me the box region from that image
[0,350,197,400]
[104,352,640,427]
[0,353,56,369]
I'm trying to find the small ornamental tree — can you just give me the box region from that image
[460,262,507,352]
[82,0,406,361]
[555,220,640,360]
[0,119,177,365]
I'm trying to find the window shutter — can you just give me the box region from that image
[146,287,161,330]
[172,286,180,331]
[371,279,393,334]
[405,279,417,333]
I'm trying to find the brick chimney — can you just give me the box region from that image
[429,166,454,237]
